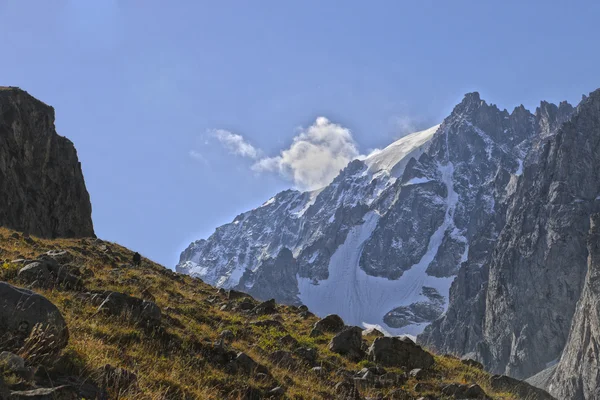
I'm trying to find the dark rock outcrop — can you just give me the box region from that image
[549,213,600,399]
[0,282,69,361]
[489,375,555,400]
[328,327,364,359]
[0,87,94,238]
[367,337,433,369]
[314,314,345,333]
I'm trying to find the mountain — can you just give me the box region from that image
[0,87,548,399]
[177,92,552,337]
[0,87,94,238]
[420,91,600,387]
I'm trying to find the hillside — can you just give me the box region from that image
[0,228,551,399]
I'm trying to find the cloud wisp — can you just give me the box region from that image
[194,117,362,191]
[210,129,262,159]
[252,117,360,191]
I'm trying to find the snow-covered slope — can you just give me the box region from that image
[177,93,547,335]
[364,124,439,176]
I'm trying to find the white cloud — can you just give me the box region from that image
[210,129,261,159]
[252,117,360,191]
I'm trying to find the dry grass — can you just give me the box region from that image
[0,227,518,399]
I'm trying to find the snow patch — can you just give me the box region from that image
[298,208,455,336]
[404,177,432,185]
[515,159,524,176]
[364,124,440,176]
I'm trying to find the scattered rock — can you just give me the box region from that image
[315,314,345,333]
[329,327,364,360]
[238,298,255,311]
[294,347,317,364]
[368,336,434,369]
[489,375,555,400]
[442,383,489,399]
[362,327,384,337]
[0,282,69,360]
[269,350,296,368]
[230,352,267,375]
[89,291,161,328]
[17,259,81,290]
[40,250,73,265]
[227,289,250,300]
[252,299,278,315]
[0,351,24,370]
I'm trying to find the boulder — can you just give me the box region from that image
[230,352,267,375]
[489,375,555,400]
[442,383,489,399]
[252,299,277,315]
[367,337,434,369]
[314,314,345,333]
[0,282,68,359]
[0,351,25,370]
[88,291,161,328]
[362,327,384,337]
[294,347,317,364]
[18,259,81,290]
[269,350,296,368]
[329,327,364,359]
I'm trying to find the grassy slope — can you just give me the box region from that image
[0,227,516,400]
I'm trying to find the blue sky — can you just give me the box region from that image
[1,1,598,267]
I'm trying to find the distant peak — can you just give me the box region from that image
[463,92,481,102]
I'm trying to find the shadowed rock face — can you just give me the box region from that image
[420,90,600,381]
[0,87,94,238]
[549,213,600,400]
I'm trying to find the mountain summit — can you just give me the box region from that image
[177,92,563,337]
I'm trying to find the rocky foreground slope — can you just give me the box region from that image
[0,227,553,399]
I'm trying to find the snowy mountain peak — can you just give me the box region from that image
[364,124,440,177]
[177,94,557,336]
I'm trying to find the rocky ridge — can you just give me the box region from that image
[178,93,553,336]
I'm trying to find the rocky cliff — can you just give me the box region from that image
[0,87,94,238]
[549,213,600,400]
[421,91,600,382]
